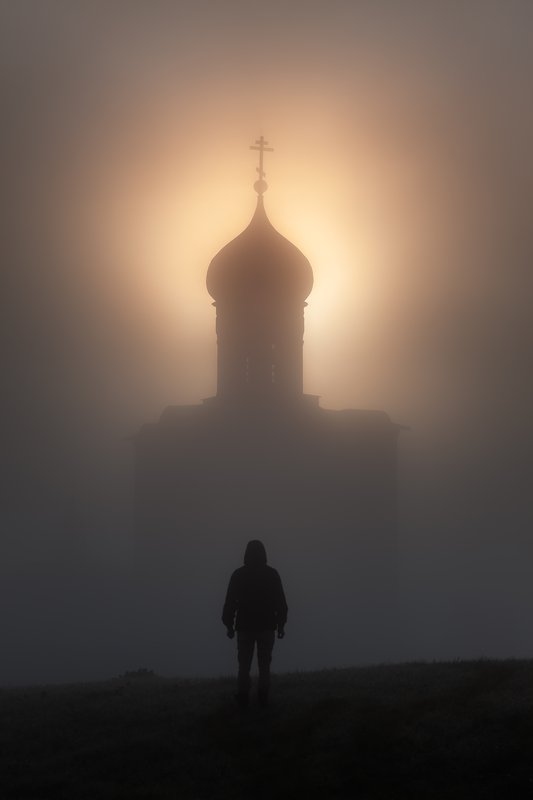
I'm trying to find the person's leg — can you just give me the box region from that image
[256,630,275,705]
[236,630,255,705]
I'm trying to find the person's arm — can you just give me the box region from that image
[222,572,238,637]
[274,571,288,637]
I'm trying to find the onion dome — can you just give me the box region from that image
[207,136,314,303]
[206,196,313,303]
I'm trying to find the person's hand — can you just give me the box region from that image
[277,627,285,639]
[226,627,235,639]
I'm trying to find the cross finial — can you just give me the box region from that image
[250,136,274,195]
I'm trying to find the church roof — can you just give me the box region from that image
[206,195,314,302]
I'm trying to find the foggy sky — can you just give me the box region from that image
[1,1,532,683]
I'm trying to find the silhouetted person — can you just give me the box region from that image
[222,540,288,707]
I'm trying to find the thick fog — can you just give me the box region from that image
[1,1,532,684]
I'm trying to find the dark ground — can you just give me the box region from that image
[1,660,532,799]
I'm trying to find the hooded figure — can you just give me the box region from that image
[222,540,288,707]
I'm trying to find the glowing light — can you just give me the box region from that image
[58,78,423,411]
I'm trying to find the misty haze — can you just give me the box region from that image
[2,0,532,693]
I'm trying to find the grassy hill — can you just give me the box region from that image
[1,660,532,799]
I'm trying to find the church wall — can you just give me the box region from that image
[132,403,400,675]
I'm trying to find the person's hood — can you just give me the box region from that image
[244,540,267,567]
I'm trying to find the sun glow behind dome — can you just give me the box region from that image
[140,159,384,386]
[69,127,395,409]
[54,58,449,416]
[173,138,382,321]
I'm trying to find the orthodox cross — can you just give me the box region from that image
[250,136,274,181]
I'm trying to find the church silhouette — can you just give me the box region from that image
[134,139,402,673]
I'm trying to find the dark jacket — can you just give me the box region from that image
[222,541,288,631]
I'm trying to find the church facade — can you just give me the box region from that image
[134,140,402,673]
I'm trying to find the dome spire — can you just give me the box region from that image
[249,135,274,196]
